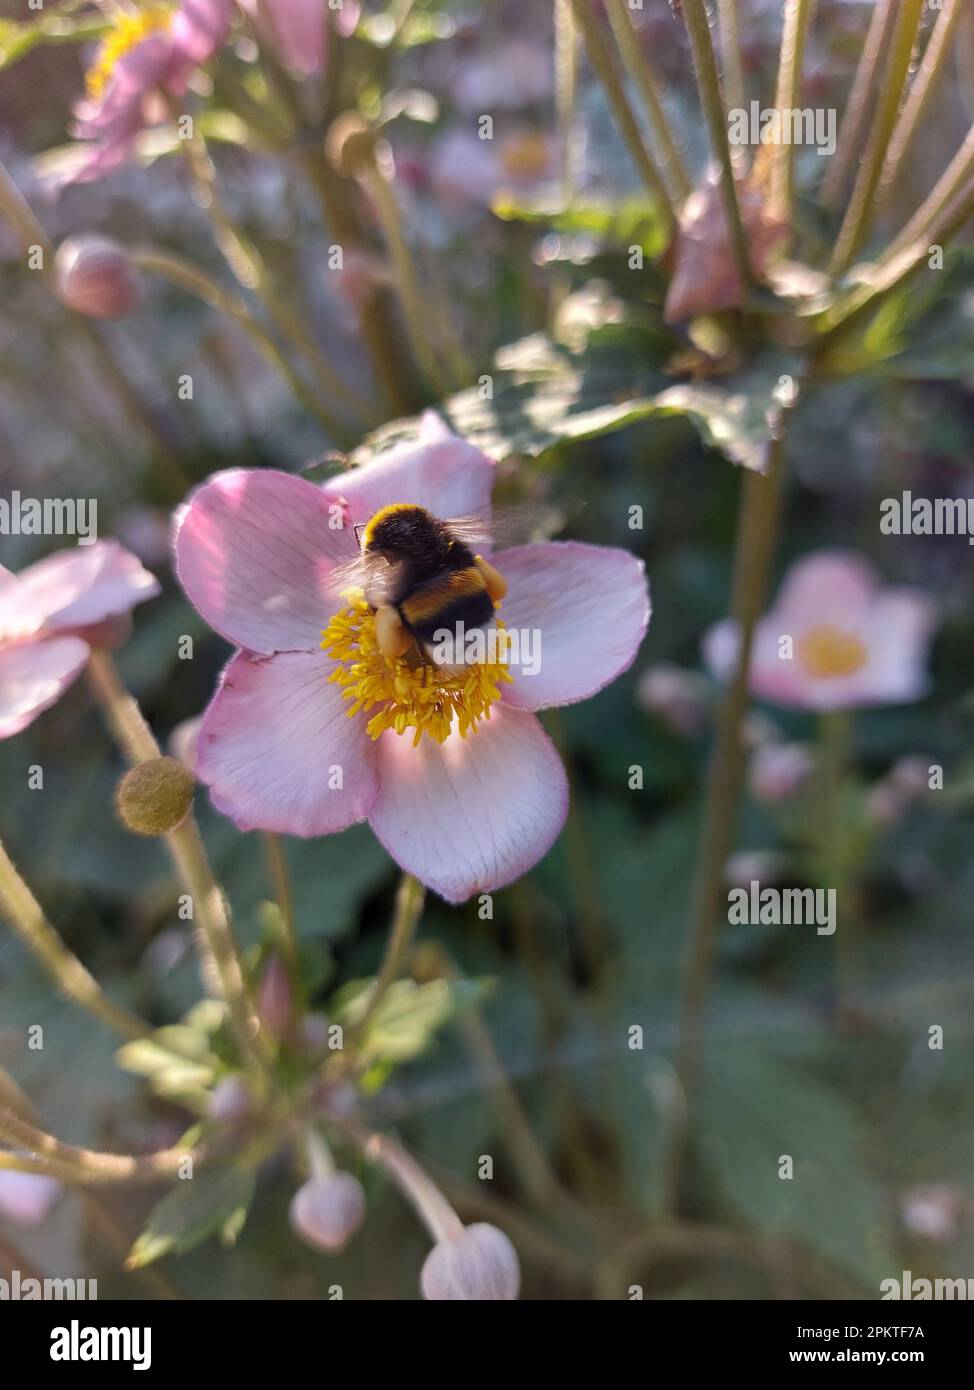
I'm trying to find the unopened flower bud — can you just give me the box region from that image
[0,1171,61,1228]
[636,662,710,736]
[749,742,815,804]
[208,1075,251,1123]
[290,1172,366,1253]
[115,756,194,836]
[55,236,142,318]
[256,954,293,1040]
[420,1222,520,1301]
[326,113,377,175]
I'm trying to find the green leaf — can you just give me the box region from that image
[126,1167,256,1269]
[493,194,671,260]
[0,13,108,72]
[352,334,797,472]
[335,977,488,1066]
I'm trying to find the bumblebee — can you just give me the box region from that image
[335,503,508,662]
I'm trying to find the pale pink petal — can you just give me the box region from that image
[170,0,233,67]
[174,469,352,655]
[0,1171,62,1227]
[9,541,160,639]
[854,589,937,705]
[773,550,878,631]
[195,651,379,835]
[493,542,649,710]
[323,425,496,529]
[0,636,90,739]
[368,704,568,902]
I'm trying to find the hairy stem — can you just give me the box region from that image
[768,0,817,225]
[0,1108,203,1187]
[85,652,269,1078]
[880,0,964,198]
[569,0,675,239]
[660,433,790,1212]
[829,0,926,274]
[821,0,898,208]
[331,1115,463,1244]
[681,0,752,293]
[0,840,150,1042]
[604,0,692,201]
[353,873,425,1038]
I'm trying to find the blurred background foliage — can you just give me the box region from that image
[1,0,974,1298]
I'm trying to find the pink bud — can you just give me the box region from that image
[420,1223,520,1301]
[290,1172,366,1253]
[0,1171,61,1227]
[256,954,293,1040]
[208,1076,251,1123]
[749,742,815,804]
[54,237,142,318]
[636,663,710,736]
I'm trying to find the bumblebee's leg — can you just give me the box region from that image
[375,603,413,661]
[474,555,507,603]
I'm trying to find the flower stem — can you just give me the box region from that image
[716,0,746,120]
[262,832,298,970]
[660,433,790,1213]
[569,0,676,239]
[129,246,363,436]
[680,0,752,293]
[173,113,367,441]
[603,0,692,201]
[768,0,817,226]
[554,0,580,205]
[331,1114,463,1243]
[882,122,974,263]
[829,0,926,275]
[880,0,964,198]
[0,840,150,1042]
[354,873,425,1036]
[0,159,190,493]
[821,0,898,208]
[0,1107,202,1187]
[85,652,269,1079]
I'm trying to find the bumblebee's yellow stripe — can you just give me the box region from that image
[361,503,426,549]
[400,568,486,625]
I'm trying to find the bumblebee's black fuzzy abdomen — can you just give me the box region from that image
[399,568,495,646]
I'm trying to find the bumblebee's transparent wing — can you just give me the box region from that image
[443,502,579,551]
[327,550,403,606]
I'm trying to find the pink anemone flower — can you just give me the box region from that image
[0,541,160,738]
[174,419,650,902]
[69,0,233,183]
[704,550,936,712]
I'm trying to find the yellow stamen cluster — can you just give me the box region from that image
[86,9,173,102]
[321,594,514,746]
[798,625,868,680]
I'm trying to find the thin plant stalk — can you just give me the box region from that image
[0,160,189,490]
[829,0,927,275]
[174,115,367,440]
[681,0,752,294]
[262,832,298,971]
[821,0,898,208]
[84,652,269,1079]
[554,0,581,205]
[0,840,150,1042]
[660,432,790,1213]
[353,873,425,1036]
[768,0,817,226]
[603,0,692,201]
[880,0,964,198]
[882,122,974,262]
[569,0,676,238]
[0,1107,203,1187]
[129,247,356,434]
[361,154,463,397]
[716,0,747,120]
[330,1114,463,1243]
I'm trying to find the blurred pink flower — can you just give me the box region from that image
[748,741,815,804]
[0,541,159,738]
[704,551,936,712]
[69,0,233,182]
[428,127,559,210]
[239,0,359,76]
[0,1171,61,1227]
[174,417,649,902]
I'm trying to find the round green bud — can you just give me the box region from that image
[115,757,195,836]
